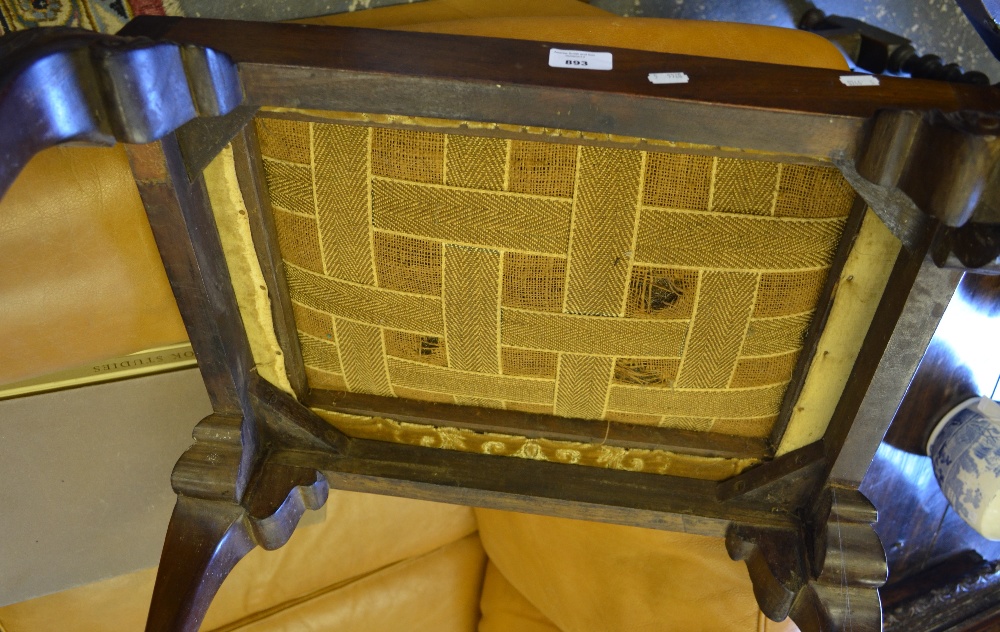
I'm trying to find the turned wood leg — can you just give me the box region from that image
[728,488,888,632]
[145,497,253,632]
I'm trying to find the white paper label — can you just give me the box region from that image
[548,48,613,71]
[648,72,690,84]
[839,74,880,86]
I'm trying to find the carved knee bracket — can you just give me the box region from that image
[146,468,328,632]
[843,109,1000,271]
[171,414,249,503]
[244,462,329,551]
[728,488,888,632]
[149,410,328,631]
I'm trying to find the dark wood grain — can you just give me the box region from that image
[0,25,240,202]
[930,506,1000,576]
[123,17,1000,162]
[823,229,963,485]
[145,497,253,632]
[882,552,1000,632]
[241,460,328,551]
[145,461,328,631]
[268,443,798,538]
[128,138,253,417]
[127,136,261,503]
[716,441,826,502]
[882,550,989,612]
[131,17,1000,117]
[861,443,1000,586]
[252,376,349,454]
[861,444,957,584]
[308,388,768,460]
[820,242,930,480]
[728,487,886,631]
[176,105,258,180]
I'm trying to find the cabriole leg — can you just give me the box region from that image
[145,497,253,632]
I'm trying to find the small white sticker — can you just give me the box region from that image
[648,72,690,84]
[548,48,613,71]
[839,74,880,86]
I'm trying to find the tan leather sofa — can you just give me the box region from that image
[0,0,852,628]
[0,496,797,631]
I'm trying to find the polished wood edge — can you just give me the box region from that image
[145,464,327,631]
[307,388,769,460]
[856,109,1000,230]
[820,243,928,484]
[115,17,1000,168]
[128,135,261,502]
[145,498,253,632]
[242,460,329,550]
[4,18,992,632]
[252,375,350,454]
[136,17,1000,118]
[123,116,271,632]
[266,443,801,538]
[0,25,241,199]
[824,235,964,486]
[176,104,258,180]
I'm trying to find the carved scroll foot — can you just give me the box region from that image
[728,488,888,632]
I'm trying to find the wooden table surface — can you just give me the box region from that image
[863,273,1000,585]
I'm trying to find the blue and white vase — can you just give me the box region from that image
[927,396,1000,540]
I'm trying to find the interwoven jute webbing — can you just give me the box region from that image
[255,114,854,454]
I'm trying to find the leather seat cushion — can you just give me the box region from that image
[300,0,848,70]
[0,492,480,632]
[0,145,187,385]
[215,534,486,632]
[478,562,561,632]
[475,508,799,632]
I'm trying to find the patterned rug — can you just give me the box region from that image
[0,0,132,33]
[0,0,416,35]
